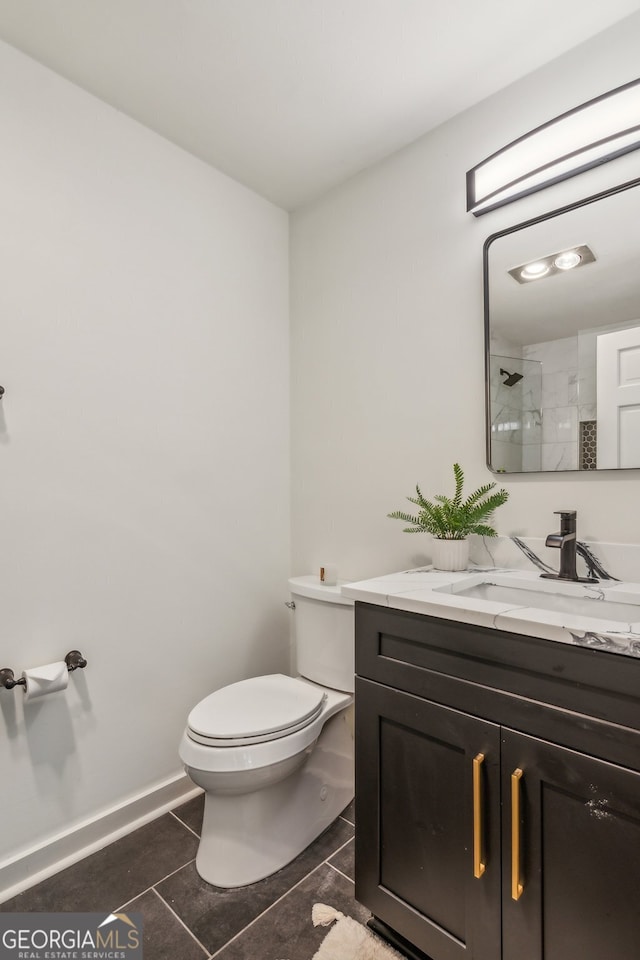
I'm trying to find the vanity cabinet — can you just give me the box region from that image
[354,603,640,960]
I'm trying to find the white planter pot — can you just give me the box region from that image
[431,538,469,572]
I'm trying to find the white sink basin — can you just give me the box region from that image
[434,572,640,624]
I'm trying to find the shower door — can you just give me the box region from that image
[489,355,542,473]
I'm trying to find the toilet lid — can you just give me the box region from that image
[187,674,327,746]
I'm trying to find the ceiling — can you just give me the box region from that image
[0,1,638,210]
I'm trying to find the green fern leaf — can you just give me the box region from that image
[387,465,508,539]
[452,463,464,509]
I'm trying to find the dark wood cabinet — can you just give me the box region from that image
[501,730,640,960]
[357,679,501,960]
[354,603,640,960]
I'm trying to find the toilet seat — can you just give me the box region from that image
[180,683,352,775]
[187,674,328,747]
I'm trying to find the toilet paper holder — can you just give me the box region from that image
[0,650,87,690]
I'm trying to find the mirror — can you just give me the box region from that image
[485,178,640,472]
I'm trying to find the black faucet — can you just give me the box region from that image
[541,511,598,583]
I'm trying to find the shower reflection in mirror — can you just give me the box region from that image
[485,178,640,473]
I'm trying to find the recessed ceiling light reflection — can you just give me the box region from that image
[554,250,582,270]
[508,244,595,284]
[520,261,549,280]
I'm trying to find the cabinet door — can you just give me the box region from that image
[502,729,640,960]
[355,678,501,960]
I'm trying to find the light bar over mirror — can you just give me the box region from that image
[467,78,640,216]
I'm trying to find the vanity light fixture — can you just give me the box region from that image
[508,244,595,284]
[467,77,640,215]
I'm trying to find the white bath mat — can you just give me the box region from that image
[309,903,406,960]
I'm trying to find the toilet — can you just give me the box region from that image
[179,575,355,888]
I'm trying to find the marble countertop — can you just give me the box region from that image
[341,567,640,659]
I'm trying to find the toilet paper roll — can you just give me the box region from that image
[22,661,69,703]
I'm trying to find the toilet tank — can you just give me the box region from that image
[288,576,354,693]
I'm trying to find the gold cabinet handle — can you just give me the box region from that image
[511,768,524,900]
[473,753,486,878]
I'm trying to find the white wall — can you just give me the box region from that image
[0,40,290,871]
[290,13,640,581]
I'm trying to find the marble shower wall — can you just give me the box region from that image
[489,330,604,473]
[523,336,579,471]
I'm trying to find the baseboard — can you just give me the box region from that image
[0,772,201,904]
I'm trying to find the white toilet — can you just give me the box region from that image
[179,575,354,888]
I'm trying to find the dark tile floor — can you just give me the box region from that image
[0,795,375,959]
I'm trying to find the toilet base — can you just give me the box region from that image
[195,707,354,887]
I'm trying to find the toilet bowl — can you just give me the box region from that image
[179,577,354,888]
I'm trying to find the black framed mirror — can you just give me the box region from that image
[484,176,640,473]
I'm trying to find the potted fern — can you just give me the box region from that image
[388,463,509,571]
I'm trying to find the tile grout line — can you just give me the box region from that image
[169,810,202,840]
[323,834,354,862]
[208,860,330,959]
[151,886,210,957]
[115,858,197,912]
[326,861,354,885]
[112,816,354,956]
[209,832,356,959]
